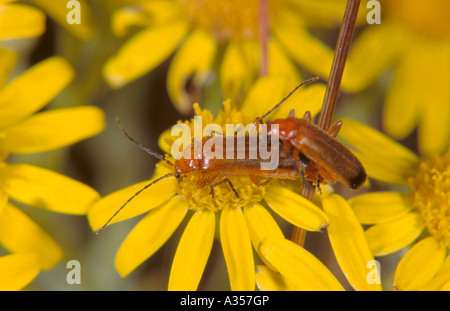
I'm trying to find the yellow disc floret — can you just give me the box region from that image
[161,101,270,211]
[408,146,450,246]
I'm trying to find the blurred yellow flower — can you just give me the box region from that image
[0,0,95,41]
[0,56,105,290]
[256,194,382,291]
[88,77,332,290]
[103,0,364,114]
[343,0,450,156]
[0,0,96,87]
[339,118,450,291]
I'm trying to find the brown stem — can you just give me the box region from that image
[318,0,361,130]
[290,0,361,246]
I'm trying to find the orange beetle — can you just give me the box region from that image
[266,109,367,190]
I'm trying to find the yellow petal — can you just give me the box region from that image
[260,237,344,290]
[343,21,407,92]
[365,212,425,256]
[339,118,420,184]
[419,256,450,291]
[240,76,288,121]
[220,41,257,104]
[323,194,382,291]
[30,0,95,40]
[2,106,105,153]
[112,1,179,37]
[394,237,446,291]
[255,265,297,291]
[243,202,284,250]
[274,9,334,84]
[167,29,217,114]
[88,171,176,232]
[383,42,422,141]
[439,280,450,291]
[348,192,413,224]
[0,3,45,39]
[289,0,367,27]
[244,202,284,270]
[0,253,40,290]
[268,39,302,91]
[382,39,450,156]
[115,196,188,277]
[169,209,215,291]
[111,6,149,38]
[0,57,74,129]
[264,185,329,232]
[0,203,63,270]
[103,20,188,89]
[0,47,17,88]
[416,44,450,156]
[0,163,99,215]
[220,205,255,291]
[0,187,7,215]
[269,83,326,121]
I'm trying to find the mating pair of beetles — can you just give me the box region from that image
[171,77,366,193]
[100,78,367,232]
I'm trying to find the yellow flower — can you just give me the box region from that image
[103,0,364,114]
[88,77,331,290]
[339,118,450,291]
[0,56,105,290]
[256,194,382,291]
[343,0,450,156]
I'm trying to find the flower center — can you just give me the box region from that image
[178,0,285,41]
[408,147,450,247]
[177,173,267,211]
[163,101,271,211]
[384,0,450,42]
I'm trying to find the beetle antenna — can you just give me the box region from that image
[96,173,176,235]
[259,77,319,121]
[116,118,172,165]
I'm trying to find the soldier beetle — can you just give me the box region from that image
[253,77,367,190]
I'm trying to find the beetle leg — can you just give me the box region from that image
[280,140,293,156]
[316,174,323,195]
[302,110,312,121]
[251,117,264,135]
[197,172,217,189]
[208,178,241,200]
[327,120,343,138]
[250,174,272,186]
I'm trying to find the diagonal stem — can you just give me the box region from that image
[290,0,361,246]
[318,0,361,130]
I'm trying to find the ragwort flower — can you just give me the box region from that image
[88,77,331,290]
[339,118,450,291]
[343,0,450,156]
[0,56,105,290]
[103,0,364,114]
